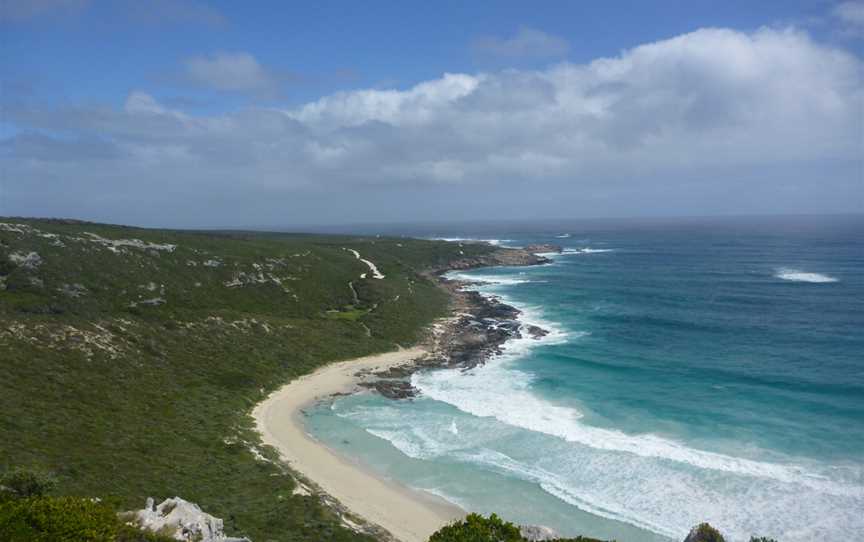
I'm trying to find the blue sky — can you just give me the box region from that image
[1,1,862,227]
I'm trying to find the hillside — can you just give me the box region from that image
[0,218,495,541]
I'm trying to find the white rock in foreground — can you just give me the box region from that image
[131,497,250,542]
[520,524,560,541]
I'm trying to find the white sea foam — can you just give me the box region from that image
[449,419,459,435]
[563,247,614,254]
[353,397,864,542]
[420,270,851,491]
[447,272,534,286]
[775,268,838,283]
[416,486,469,509]
[432,237,516,247]
[536,247,615,258]
[414,358,850,492]
[451,448,681,538]
[440,269,837,487]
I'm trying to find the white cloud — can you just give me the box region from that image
[125,92,170,115]
[472,26,570,60]
[832,1,864,36]
[183,52,279,95]
[3,27,862,225]
[290,73,481,129]
[834,1,864,25]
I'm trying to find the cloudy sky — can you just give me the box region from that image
[1,0,862,228]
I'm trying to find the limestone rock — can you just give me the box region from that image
[131,497,250,542]
[520,524,560,541]
[9,251,42,269]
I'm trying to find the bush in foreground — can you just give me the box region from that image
[428,513,608,542]
[0,468,173,542]
[430,515,780,542]
[0,496,176,542]
[0,468,57,499]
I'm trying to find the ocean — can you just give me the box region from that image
[305,215,864,542]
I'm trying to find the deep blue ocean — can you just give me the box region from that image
[306,216,864,542]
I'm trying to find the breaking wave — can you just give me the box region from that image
[775,268,838,283]
[432,237,515,247]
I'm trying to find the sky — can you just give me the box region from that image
[1,0,862,229]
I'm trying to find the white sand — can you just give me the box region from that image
[252,347,464,541]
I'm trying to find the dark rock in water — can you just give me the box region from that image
[523,244,563,254]
[373,365,413,379]
[683,523,726,542]
[525,325,549,339]
[359,379,417,399]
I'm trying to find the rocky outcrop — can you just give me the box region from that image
[357,244,558,401]
[525,325,549,339]
[130,497,250,542]
[9,251,42,269]
[520,524,560,540]
[431,247,553,273]
[523,244,563,254]
[358,379,416,399]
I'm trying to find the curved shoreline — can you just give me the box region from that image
[252,347,465,542]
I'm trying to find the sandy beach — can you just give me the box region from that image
[252,347,465,542]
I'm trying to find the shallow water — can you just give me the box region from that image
[306,216,864,542]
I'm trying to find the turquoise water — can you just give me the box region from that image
[306,216,864,542]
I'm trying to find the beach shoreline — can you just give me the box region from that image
[251,245,556,541]
[252,347,465,542]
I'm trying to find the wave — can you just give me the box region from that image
[431,237,515,247]
[531,247,615,259]
[417,269,854,489]
[447,272,535,286]
[775,268,838,283]
[555,233,572,239]
[412,359,849,492]
[563,248,614,254]
[451,448,680,539]
[352,397,864,542]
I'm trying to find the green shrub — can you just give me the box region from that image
[427,513,609,542]
[0,468,57,499]
[429,513,524,542]
[687,523,726,542]
[0,496,174,542]
[0,496,117,541]
[0,256,15,276]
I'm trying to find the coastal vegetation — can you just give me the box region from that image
[428,513,605,542]
[0,218,493,541]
